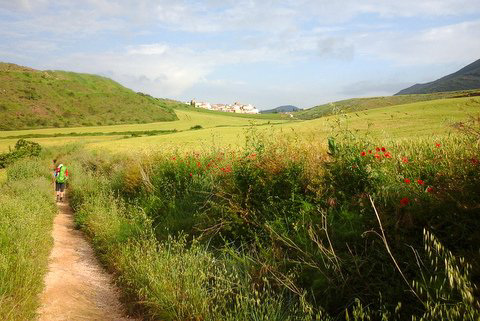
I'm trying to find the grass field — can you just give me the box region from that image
[0,109,293,152]
[0,96,478,154]
[296,89,480,119]
[288,95,480,136]
[0,110,290,138]
[85,96,480,153]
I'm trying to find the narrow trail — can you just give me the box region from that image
[37,200,135,321]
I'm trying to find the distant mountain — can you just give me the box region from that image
[261,105,300,114]
[0,62,179,130]
[395,58,480,95]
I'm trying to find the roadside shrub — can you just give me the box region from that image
[0,139,42,169]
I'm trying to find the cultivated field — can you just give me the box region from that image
[1,96,478,153]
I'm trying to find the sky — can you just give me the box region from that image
[1,1,480,110]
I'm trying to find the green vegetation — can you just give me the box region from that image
[0,108,292,153]
[65,114,480,320]
[0,169,5,184]
[1,86,479,320]
[0,96,477,155]
[0,158,57,320]
[0,139,42,168]
[296,89,480,119]
[0,109,289,139]
[0,63,178,130]
[0,129,177,140]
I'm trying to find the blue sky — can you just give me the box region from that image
[1,1,480,109]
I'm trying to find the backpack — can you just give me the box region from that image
[56,165,67,183]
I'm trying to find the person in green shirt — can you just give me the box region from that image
[54,162,68,202]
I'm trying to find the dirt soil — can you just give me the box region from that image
[37,201,136,321]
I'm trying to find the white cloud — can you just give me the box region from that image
[49,42,294,97]
[127,44,169,55]
[3,0,480,36]
[356,20,480,65]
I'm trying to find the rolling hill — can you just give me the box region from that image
[0,63,179,130]
[260,105,301,113]
[295,89,480,120]
[395,58,480,95]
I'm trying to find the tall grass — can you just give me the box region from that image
[66,127,479,320]
[0,169,6,184]
[0,158,56,320]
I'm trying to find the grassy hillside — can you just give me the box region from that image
[296,89,480,119]
[396,58,480,95]
[0,63,179,130]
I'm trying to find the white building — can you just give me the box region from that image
[192,100,259,114]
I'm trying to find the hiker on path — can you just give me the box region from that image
[54,162,68,202]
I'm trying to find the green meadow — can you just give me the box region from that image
[1,96,478,153]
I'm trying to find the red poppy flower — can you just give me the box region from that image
[376,147,381,152]
[381,147,386,152]
[402,157,408,163]
[189,173,193,177]
[471,158,479,165]
[435,143,441,148]
[197,162,201,167]
[404,178,411,184]
[172,157,176,161]
[400,197,410,207]
[361,151,366,156]
[384,152,392,159]
[374,153,381,159]
[417,179,424,185]
[368,150,372,154]
[427,187,434,193]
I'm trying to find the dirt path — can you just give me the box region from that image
[37,201,135,321]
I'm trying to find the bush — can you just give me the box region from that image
[0,139,42,169]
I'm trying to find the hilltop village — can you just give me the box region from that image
[189,99,260,114]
